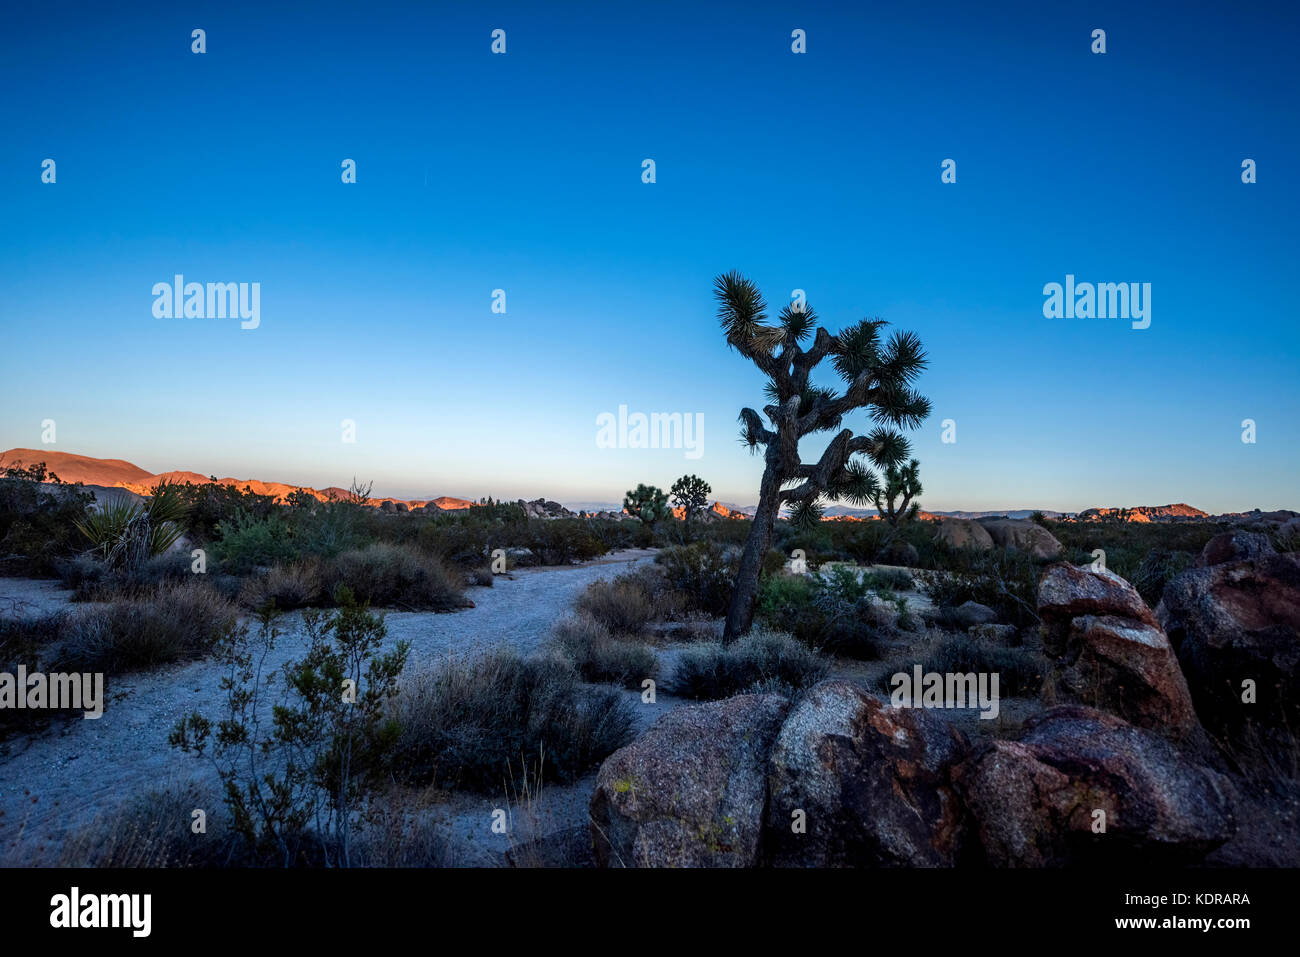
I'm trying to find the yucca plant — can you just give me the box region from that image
[76,484,188,571]
[714,272,931,639]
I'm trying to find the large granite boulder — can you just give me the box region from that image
[934,518,995,551]
[952,706,1235,867]
[975,518,1063,560]
[1038,563,1197,737]
[1158,544,1300,736]
[764,680,968,867]
[590,693,789,867]
[1196,530,1276,568]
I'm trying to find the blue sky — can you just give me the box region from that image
[1,0,1296,512]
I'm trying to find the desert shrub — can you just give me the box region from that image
[55,785,227,868]
[350,788,459,867]
[585,517,643,552]
[464,566,495,587]
[391,649,635,791]
[0,462,95,575]
[170,480,279,542]
[55,553,108,593]
[761,547,789,577]
[692,517,752,547]
[131,550,196,585]
[0,611,67,736]
[239,559,324,610]
[772,523,836,562]
[1051,519,1228,580]
[757,572,819,619]
[0,611,64,660]
[325,543,467,610]
[521,519,608,566]
[417,519,495,567]
[877,632,1046,699]
[671,630,829,700]
[288,499,373,557]
[1275,523,1300,554]
[920,549,1041,627]
[62,550,198,601]
[655,541,737,616]
[58,580,239,674]
[553,614,658,687]
[831,522,888,564]
[756,569,892,659]
[575,575,655,635]
[862,568,915,592]
[171,598,410,868]
[212,509,300,573]
[1125,548,1194,607]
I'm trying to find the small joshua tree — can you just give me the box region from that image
[670,474,712,541]
[872,457,922,541]
[623,483,669,528]
[714,272,931,639]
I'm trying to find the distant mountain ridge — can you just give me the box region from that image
[1075,504,1207,522]
[2,450,1289,521]
[0,448,474,510]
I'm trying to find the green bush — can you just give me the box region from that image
[757,572,820,620]
[171,598,409,867]
[756,569,894,659]
[170,480,279,542]
[0,462,94,575]
[417,514,502,567]
[671,630,829,700]
[520,519,608,566]
[288,499,373,557]
[214,509,299,573]
[391,649,635,790]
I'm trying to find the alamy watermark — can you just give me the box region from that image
[596,404,703,459]
[889,666,1000,720]
[152,274,260,329]
[1042,274,1150,329]
[0,667,104,719]
[50,887,150,937]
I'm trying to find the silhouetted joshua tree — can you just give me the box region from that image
[715,272,931,640]
[872,457,922,541]
[670,474,711,541]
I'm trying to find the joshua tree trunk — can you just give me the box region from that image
[724,453,782,639]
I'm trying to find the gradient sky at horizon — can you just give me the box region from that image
[2,0,1297,512]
